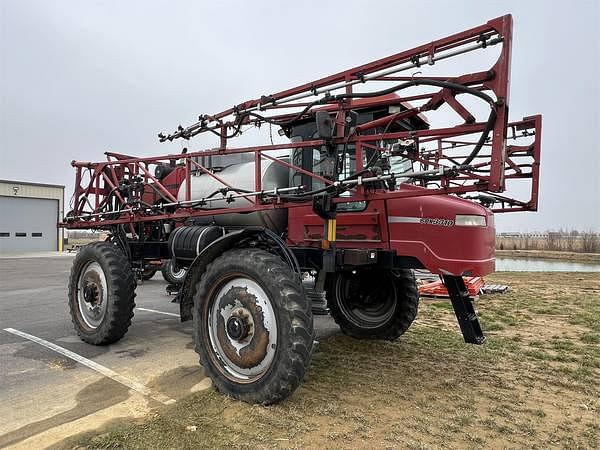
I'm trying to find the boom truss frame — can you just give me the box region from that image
[65,15,541,230]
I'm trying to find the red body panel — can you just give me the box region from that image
[141,167,185,205]
[288,184,495,276]
[385,186,495,276]
[287,200,390,249]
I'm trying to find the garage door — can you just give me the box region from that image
[0,196,58,252]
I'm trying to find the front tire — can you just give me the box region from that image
[326,269,419,340]
[193,249,313,404]
[68,242,136,345]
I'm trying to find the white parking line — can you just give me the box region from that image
[136,307,180,318]
[3,328,175,405]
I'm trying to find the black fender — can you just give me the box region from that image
[177,227,300,322]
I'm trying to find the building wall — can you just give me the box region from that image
[0,180,65,251]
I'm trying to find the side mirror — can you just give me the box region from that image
[315,111,334,140]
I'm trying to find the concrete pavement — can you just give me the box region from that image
[0,254,338,448]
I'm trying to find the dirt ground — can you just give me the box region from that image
[58,272,599,449]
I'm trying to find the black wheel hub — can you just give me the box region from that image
[226,316,249,341]
[83,284,99,304]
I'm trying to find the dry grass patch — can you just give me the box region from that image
[59,273,599,449]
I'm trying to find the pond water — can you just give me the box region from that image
[496,257,600,272]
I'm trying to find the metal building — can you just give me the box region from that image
[0,180,65,253]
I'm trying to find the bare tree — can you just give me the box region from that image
[581,231,600,253]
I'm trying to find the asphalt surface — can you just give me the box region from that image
[0,254,339,449]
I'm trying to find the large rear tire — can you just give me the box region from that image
[68,242,136,345]
[326,269,419,340]
[161,259,186,284]
[193,249,313,404]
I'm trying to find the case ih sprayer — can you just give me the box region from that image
[63,15,541,404]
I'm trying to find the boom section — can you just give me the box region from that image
[65,15,541,230]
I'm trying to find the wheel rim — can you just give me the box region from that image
[335,271,397,329]
[77,261,108,329]
[207,277,278,383]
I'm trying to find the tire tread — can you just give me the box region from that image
[68,242,136,345]
[193,248,313,404]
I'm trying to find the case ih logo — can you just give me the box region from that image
[420,217,455,227]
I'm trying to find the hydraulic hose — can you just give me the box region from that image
[188,79,498,203]
[323,78,497,166]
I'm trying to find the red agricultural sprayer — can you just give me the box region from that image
[63,15,541,403]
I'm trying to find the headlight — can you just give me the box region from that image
[455,214,487,227]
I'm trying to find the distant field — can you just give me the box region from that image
[497,234,599,254]
[60,272,600,449]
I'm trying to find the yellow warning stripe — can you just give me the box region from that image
[327,218,336,242]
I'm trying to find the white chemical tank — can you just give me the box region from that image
[177,158,290,233]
